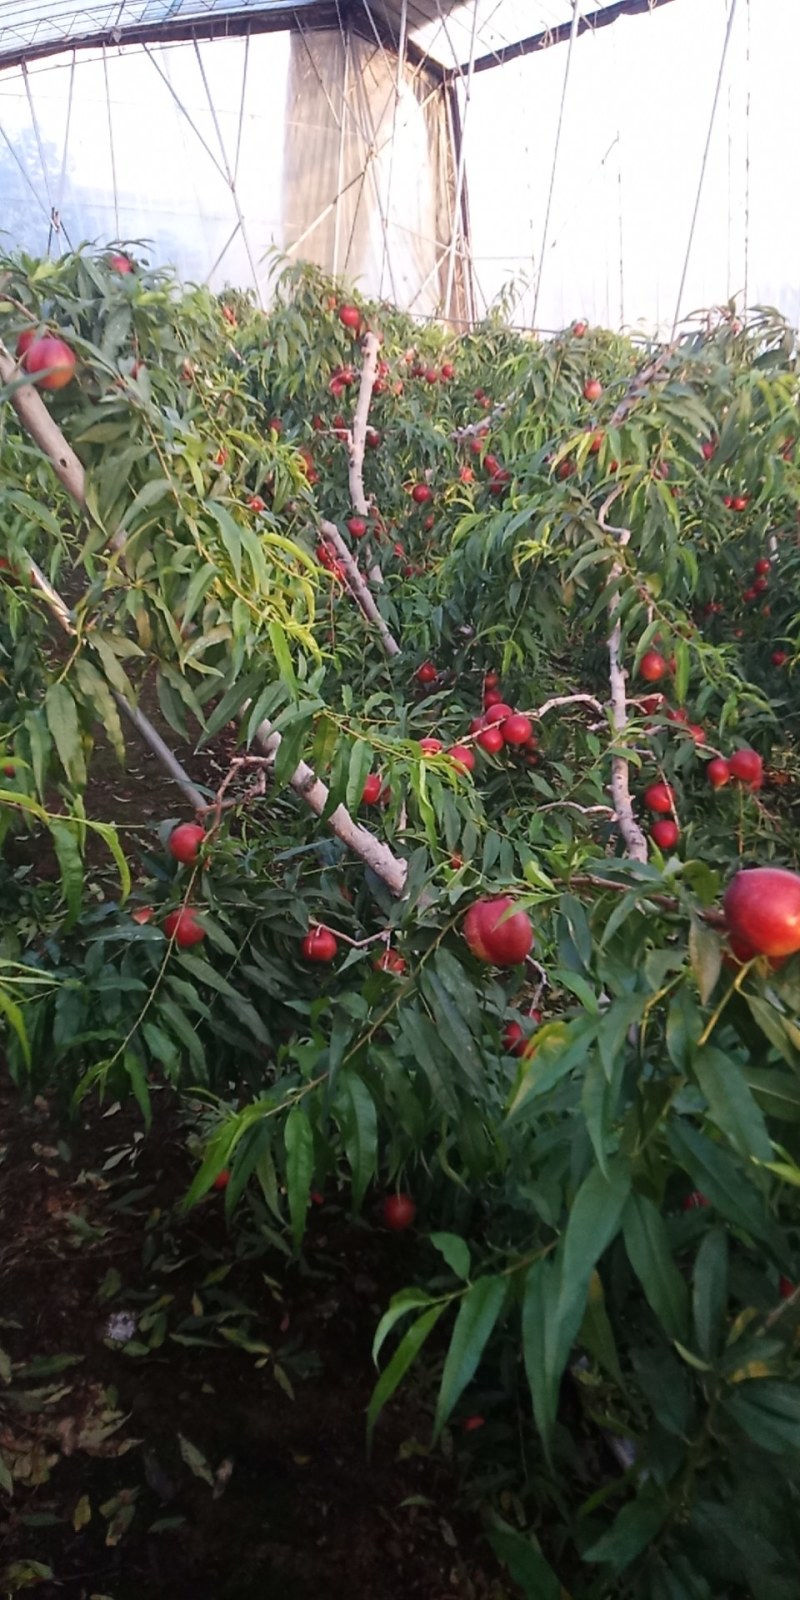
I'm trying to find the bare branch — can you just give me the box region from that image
[604,529,648,864]
[252,718,408,897]
[532,692,605,719]
[319,519,401,658]
[348,331,380,518]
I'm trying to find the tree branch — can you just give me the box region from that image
[598,493,648,864]
[252,719,408,897]
[319,519,401,658]
[348,331,380,518]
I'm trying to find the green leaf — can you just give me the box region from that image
[123,1051,152,1131]
[0,990,30,1068]
[667,1121,787,1262]
[48,821,83,928]
[579,1270,625,1386]
[487,1526,561,1600]
[723,1381,800,1454]
[694,1047,773,1162]
[372,1287,440,1366]
[284,1105,313,1250]
[419,971,484,1095]
[689,917,722,1005]
[117,475,172,533]
[367,1305,445,1447]
[267,619,298,692]
[433,1276,506,1440]
[430,1232,471,1281]
[333,1069,377,1211]
[623,1194,689,1341]
[692,1228,728,1360]
[584,1485,669,1569]
[345,739,373,815]
[44,682,85,787]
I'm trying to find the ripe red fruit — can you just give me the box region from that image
[731,495,749,512]
[212,1169,230,1191]
[557,459,574,480]
[779,1277,797,1300]
[248,495,266,513]
[347,517,367,538]
[682,1191,709,1211]
[24,335,76,390]
[301,926,339,963]
[502,1021,536,1058]
[441,363,455,380]
[419,737,443,755]
[742,587,757,603]
[753,576,768,595]
[411,483,433,505]
[168,823,206,865]
[108,252,133,273]
[15,327,36,358]
[338,304,361,330]
[484,702,514,724]
[483,688,503,708]
[383,1193,416,1231]
[687,724,706,744]
[484,672,500,690]
[723,867,800,958]
[502,714,533,746]
[651,819,680,849]
[424,368,438,384]
[477,725,505,755]
[447,745,476,774]
[701,438,716,461]
[639,693,665,715]
[374,949,406,975]
[666,707,689,724]
[416,662,437,685]
[707,758,731,789]
[462,1415,486,1432]
[754,557,771,575]
[639,650,667,682]
[644,782,675,814]
[163,907,206,947]
[573,320,588,336]
[729,748,763,788]
[131,905,155,924]
[463,897,533,967]
[772,649,789,668]
[361,773,384,805]
[267,417,283,435]
[583,378,602,402]
[589,430,603,454]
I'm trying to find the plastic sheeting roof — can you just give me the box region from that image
[0,0,676,74]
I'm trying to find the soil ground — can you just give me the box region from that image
[0,1077,511,1600]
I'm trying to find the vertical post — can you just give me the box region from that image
[531,0,582,329]
[443,1,479,325]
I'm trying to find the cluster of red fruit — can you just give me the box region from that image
[741,554,771,605]
[412,667,538,773]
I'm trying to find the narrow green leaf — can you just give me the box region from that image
[430,1232,471,1281]
[694,1047,773,1162]
[584,1486,669,1569]
[692,1228,728,1360]
[45,682,86,787]
[433,1276,506,1440]
[372,1287,439,1366]
[333,1069,377,1211]
[284,1105,313,1250]
[367,1305,445,1447]
[623,1194,689,1341]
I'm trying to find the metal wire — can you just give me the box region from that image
[671,0,739,337]
[102,43,120,240]
[531,0,582,328]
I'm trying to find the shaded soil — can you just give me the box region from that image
[0,1079,511,1600]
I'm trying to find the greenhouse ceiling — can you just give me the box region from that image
[0,0,676,76]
